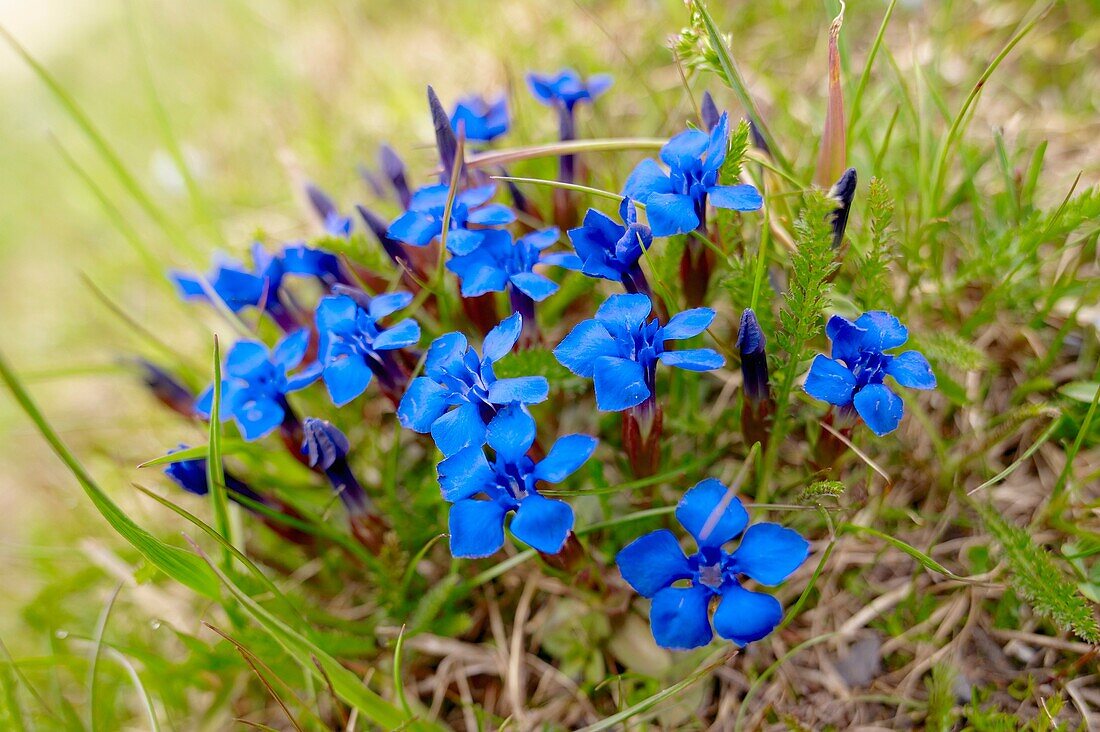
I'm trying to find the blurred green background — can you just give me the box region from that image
[0,0,1097,724]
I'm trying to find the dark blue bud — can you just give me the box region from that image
[737,309,771,406]
[427,85,460,183]
[302,418,369,516]
[137,360,194,416]
[828,167,857,249]
[164,445,263,505]
[355,205,414,272]
[748,120,771,158]
[700,91,720,132]
[379,144,411,209]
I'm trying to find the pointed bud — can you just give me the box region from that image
[737,309,774,447]
[427,86,460,184]
[622,399,663,478]
[378,144,411,209]
[828,167,857,249]
[136,360,194,417]
[814,9,847,187]
[356,204,418,275]
[164,445,262,505]
[748,119,772,158]
[700,91,720,133]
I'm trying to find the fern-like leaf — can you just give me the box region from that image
[776,191,838,360]
[855,176,895,310]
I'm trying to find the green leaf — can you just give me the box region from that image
[840,524,983,584]
[0,349,220,600]
[1059,381,1100,404]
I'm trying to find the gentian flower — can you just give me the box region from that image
[437,404,596,557]
[387,184,516,256]
[398,313,549,456]
[567,201,653,296]
[446,228,580,301]
[305,183,353,238]
[622,112,763,237]
[302,418,388,552]
[450,95,509,144]
[316,289,420,406]
[172,243,345,329]
[196,330,321,441]
[554,294,724,412]
[616,478,809,650]
[527,68,612,186]
[804,311,936,436]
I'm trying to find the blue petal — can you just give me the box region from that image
[526,73,558,106]
[553,319,618,377]
[586,73,613,98]
[675,478,749,549]
[273,330,310,371]
[368,291,413,320]
[803,355,857,406]
[388,211,438,246]
[509,271,558,301]
[397,377,450,433]
[730,522,810,585]
[707,184,763,211]
[317,295,358,332]
[171,272,206,299]
[658,348,724,372]
[437,447,494,502]
[323,357,372,406]
[487,376,549,405]
[539,252,583,270]
[645,193,700,236]
[466,204,516,227]
[285,362,322,392]
[456,184,497,209]
[431,402,487,457]
[852,383,904,436]
[225,341,270,380]
[486,404,537,463]
[195,381,234,421]
[233,397,284,441]
[449,499,506,558]
[425,332,469,379]
[702,112,730,172]
[373,318,421,350]
[409,184,450,210]
[592,356,649,411]
[483,313,523,362]
[622,159,673,201]
[712,584,782,647]
[826,315,867,363]
[509,494,574,554]
[595,293,651,332]
[519,228,560,250]
[649,585,714,651]
[659,128,709,170]
[662,308,716,341]
[533,434,597,483]
[445,229,485,256]
[886,351,936,390]
[856,311,909,351]
[448,252,509,297]
[615,529,692,597]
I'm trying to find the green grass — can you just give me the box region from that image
[1,0,1098,728]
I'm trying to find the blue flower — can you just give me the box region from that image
[305,183,354,237]
[567,201,653,294]
[804,311,937,436]
[196,330,321,441]
[554,294,724,411]
[316,289,420,406]
[450,95,509,143]
[172,243,345,328]
[387,184,516,256]
[622,112,763,236]
[527,69,612,112]
[437,404,597,557]
[616,479,809,650]
[397,313,549,457]
[446,228,580,301]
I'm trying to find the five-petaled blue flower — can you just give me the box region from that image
[398,313,549,456]
[622,113,763,236]
[616,479,809,650]
[196,330,321,441]
[568,201,653,294]
[803,311,936,436]
[316,289,421,406]
[527,69,613,111]
[446,228,581,301]
[554,294,724,411]
[437,404,597,557]
[387,184,516,256]
[450,95,509,143]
